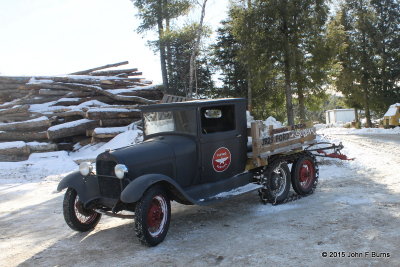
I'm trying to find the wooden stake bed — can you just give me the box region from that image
[249,121,316,167]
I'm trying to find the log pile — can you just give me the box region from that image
[0,61,163,160]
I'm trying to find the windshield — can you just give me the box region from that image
[143,109,197,136]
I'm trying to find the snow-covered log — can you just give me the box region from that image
[0,76,31,84]
[99,118,135,127]
[0,141,30,155]
[0,105,30,115]
[0,116,50,131]
[38,89,71,96]
[51,110,86,118]
[27,141,58,152]
[86,108,141,120]
[47,119,98,140]
[91,126,128,139]
[0,130,48,141]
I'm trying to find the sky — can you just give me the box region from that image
[0,0,230,84]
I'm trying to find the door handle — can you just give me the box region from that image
[236,134,242,138]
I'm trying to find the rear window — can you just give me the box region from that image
[200,105,235,134]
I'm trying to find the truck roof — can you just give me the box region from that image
[141,98,247,111]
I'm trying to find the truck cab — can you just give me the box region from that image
[57,98,257,246]
[141,98,248,185]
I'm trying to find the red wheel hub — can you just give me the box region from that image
[299,160,315,188]
[147,198,164,231]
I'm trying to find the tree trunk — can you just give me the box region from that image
[362,76,372,127]
[281,2,294,126]
[294,46,305,123]
[247,0,252,112]
[354,108,359,123]
[188,0,208,98]
[165,3,173,94]
[157,0,169,92]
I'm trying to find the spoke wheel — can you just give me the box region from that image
[291,155,318,195]
[259,160,291,204]
[146,196,168,237]
[135,185,171,247]
[63,188,101,232]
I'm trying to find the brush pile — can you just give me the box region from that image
[0,61,163,161]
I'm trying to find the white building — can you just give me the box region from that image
[325,109,356,124]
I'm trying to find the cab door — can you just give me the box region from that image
[198,104,247,184]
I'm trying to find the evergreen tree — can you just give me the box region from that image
[131,0,192,92]
[227,0,330,124]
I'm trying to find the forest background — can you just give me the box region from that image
[132,0,400,126]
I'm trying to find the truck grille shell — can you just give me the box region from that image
[96,160,121,199]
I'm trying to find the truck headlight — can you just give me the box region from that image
[79,162,93,176]
[114,164,128,179]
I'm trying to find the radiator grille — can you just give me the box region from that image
[96,160,121,199]
[98,176,122,199]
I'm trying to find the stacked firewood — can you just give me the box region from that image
[0,61,163,161]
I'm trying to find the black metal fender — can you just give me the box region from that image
[120,174,197,204]
[57,171,100,204]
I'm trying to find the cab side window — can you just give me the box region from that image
[201,105,235,134]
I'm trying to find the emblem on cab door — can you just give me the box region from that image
[212,147,231,172]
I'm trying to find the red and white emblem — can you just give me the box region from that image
[212,147,231,172]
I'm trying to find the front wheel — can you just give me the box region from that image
[134,185,171,247]
[63,188,101,232]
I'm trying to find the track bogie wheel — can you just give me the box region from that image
[259,160,291,204]
[291,154,318,195]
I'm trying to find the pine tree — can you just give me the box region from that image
[131,0,192,92]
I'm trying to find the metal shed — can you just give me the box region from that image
[325,109,355,124]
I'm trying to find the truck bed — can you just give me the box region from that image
[248,121,316,166]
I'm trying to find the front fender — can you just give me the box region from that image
[57,171,100,204]
[120,174,196,204]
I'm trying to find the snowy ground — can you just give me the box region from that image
[0,128,399,266]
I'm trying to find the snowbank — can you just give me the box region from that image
[0,151,77,183]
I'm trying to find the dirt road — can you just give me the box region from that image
[1,133,399,266]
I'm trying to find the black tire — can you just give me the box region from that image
[63,188,101,232]
[134,185,171,247]
[259,160,291,204]
[291,154,318,195]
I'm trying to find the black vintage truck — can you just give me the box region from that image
[58,98,336,246]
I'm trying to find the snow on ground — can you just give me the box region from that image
[0,126,399,266]
[319,126,400,135]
